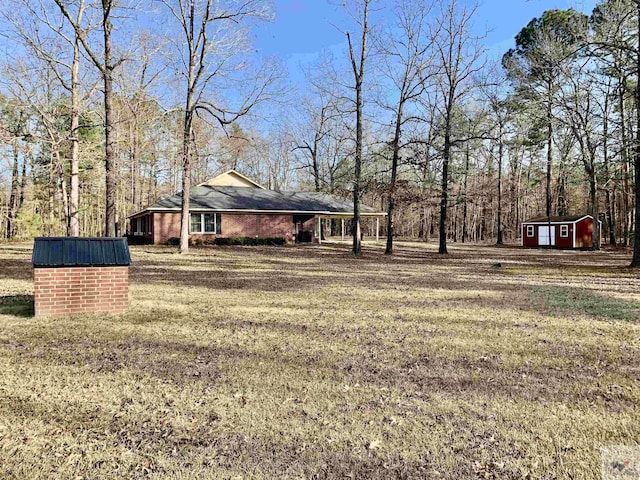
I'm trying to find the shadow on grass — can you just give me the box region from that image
[0,295,34,317]
[531,286,640,321]
[0,259,32,281]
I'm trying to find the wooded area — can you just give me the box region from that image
[1,0,640,263]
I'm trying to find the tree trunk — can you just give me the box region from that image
[546,89,553,219]
[496,123,504,245]
[631,4,640,266]
[603,91,616,245]
[439,105,451,254]
[102,0,117,237]
[385,102,403,255]
[180,108,193,254]
[19,155,26,209]
[462,141,469,243]
[346,2,369,257]
[56,151,70,234]
[5,144,20,239]
[312,128,321,192]
[69,2,84,237]
[589,172,600,251]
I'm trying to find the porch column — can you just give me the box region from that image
[341,218,345,241]
[376,217,380,242]
[317,216,322,244]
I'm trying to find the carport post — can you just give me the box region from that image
[317,216,322,244]
[341,219,345,241]
[376,217,379,242]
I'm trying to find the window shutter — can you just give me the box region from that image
[216,213,222,234]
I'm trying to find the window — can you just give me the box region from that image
[190,213,222,234]
[560,225,569,237]
[190,214,202,233]
[526,225,534,237]
[133,216,149,236]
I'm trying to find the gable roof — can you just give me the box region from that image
[130,185,384,217]
[523,215,591,223]
[197,170,266,189]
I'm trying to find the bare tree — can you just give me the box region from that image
[160,0,276,254]
[53,0,125,237]
[557,58,603,250]
[0,105,29,239]
[345,0,374,256]
[3,0,95,236]
[378,0,435,254]
[432,0,485,254]
[294,95,335,192]
[483,68,511,246]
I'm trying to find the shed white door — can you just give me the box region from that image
[538,226,556,246]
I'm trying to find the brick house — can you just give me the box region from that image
[127,170,386,244]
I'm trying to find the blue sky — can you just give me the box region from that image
[254,0,600,86]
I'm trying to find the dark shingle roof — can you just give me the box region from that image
[524,215,590,223]
[142,186,383,215]
[32,237,132,267]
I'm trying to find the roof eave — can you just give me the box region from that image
[135,207,386,216]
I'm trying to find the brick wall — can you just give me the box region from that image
[34,266,129,316]
[154,212,180,244]
[151,212,296,244]
[223,214,295,242]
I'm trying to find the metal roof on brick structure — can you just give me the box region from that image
[32,237,132,267]
[129,185,385,218]
[523,215,592,223]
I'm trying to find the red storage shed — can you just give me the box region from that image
[521,215,601,249]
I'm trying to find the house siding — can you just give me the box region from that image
[575,217,594,248]
[523,224,539,247]
[523,223,573,248]
[556,224,573,248]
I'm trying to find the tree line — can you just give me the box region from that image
[1,0,640,265]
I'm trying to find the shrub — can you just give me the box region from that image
[214,237,286,247]
[165,236,286,247]
[126,235,152,245]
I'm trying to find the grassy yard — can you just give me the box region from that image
[0,241,639,479]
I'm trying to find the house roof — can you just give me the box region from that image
[523,215,590,223]
[130,185,385,217]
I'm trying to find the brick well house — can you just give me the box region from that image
[32,237,132,316]
[127,170,386,244]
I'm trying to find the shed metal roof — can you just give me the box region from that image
[32,237,132,267]
[130,185,384,217]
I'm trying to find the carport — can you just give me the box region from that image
[313,213,386,244]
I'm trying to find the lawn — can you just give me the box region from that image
[0,241,639,479]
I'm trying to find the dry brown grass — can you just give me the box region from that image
[0,240,639,479]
